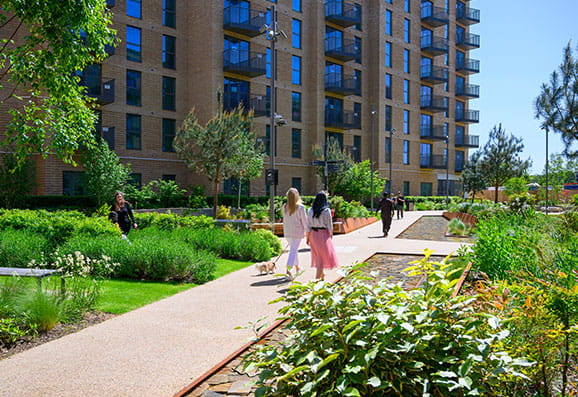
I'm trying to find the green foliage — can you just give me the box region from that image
[14,290,64,332]
[535,42,578,158]
[134,212,215,230]
[330,196,370,219]
[81,139,131,208]
[0,0,116,164]
[333,160,385,202]
[504,176,528,197]
[460,151,487,201]
[312,137,353,195]
[0,153,35,209]
[245,259,532,396]
[0,317,36,347]
[188,185,207,209]
[0,229,49,268]
[252,228,282,256]
[447,218,470,236]
[175,100,261,217]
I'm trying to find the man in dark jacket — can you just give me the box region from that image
[376,192,394,237]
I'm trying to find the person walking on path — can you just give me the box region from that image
[376,192,394,237]
[396,191,405,219]
[306,192,339,281]
[110,192,137,236]
[282,188,308,280]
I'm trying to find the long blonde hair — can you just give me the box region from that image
[284,188,302,215]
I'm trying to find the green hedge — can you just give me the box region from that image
[0,230,50,268]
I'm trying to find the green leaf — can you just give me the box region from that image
[277,365,309,382]
[458,358,473,377]
[310,324,332,338]
[343,387,361,396]
[342,319,364,333]
[437,371,458,378]
[317,353,340,371]
[367,376,381,388]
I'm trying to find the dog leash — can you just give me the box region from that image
[272,243,290,265]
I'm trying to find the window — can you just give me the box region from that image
[403,140,410,164]
[403,79,410,104]
[456,100,465,119]
[385,10,392,35]
[163,35,176,69]
[162,76,176,111]
[292,19,301,49]
[127,0,141,18]
[163,0,176,28]
[266,48,271,78]
[291,129,301,158]
[403,110,410,134]
[403,181,410,196]
[456,125,465,145]
[353,135,361,162]
[404,19,410,43]
[126,113,141,150]
[455,151,465,172]
[128,173,142,188]
[420,182,432,196]
[292,55,301,85]
[385,42,392,67]
[292,92,301,121]
[403,49,410,73]
[162,118,176,152]
[385,105,392,131]
[420,143,431,167]
[444,25,449,40]
[354,3,362,30]
[421,113,432,136]
[354,36,362,64]
[126,69,141,106]
[404,0,410,12]
[385,73,392,99]
[385,137,391,163]
[62,171,86,196]
[292,0,301,12]
[162,174,176,181]
[444,53,449,66]
[354,102,361,129]
[291,177,302,191]
[126,26,141,62]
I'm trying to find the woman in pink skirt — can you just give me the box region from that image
[306,192,338,280]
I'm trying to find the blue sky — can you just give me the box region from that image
[470,0,578,173]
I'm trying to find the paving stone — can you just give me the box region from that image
[207,374,229,385]
[201,390,225,397]
[211,383,232,393]
[228,380,253,395]
[190,383,209,397]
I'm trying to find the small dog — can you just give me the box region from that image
[255,261,276,275]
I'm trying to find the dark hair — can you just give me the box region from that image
[312,192,329,218]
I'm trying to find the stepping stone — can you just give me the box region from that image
[208,374,229,385]
[228,379,253,394]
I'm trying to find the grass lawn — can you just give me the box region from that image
[96,258,253,314]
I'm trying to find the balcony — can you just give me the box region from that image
[455,134,480,148]
[223,91,269,117]
[420,64,449,84]
[455,159,465,173]
[456,32,480,50]
[456,83,480,98]
[420,124,447,140]
[420,95,449,112]
[420,154,446,169]
[421,5,449,27]
[325,37,360,62]
[456,57,480,74]
[325,72,361,96]
[79,77,115,105]
[420,35,449,56]
[455,109,480,123]
[324,109,361,129]
[325,1,361,28]
[457,6,480,25]
[101,126,115,150]
[223,5,267,37]
[223,50,266,77]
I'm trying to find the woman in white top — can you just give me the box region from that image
[306,191,338,280]
[282,188,308,279]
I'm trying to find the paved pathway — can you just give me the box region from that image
[0,211,471,397]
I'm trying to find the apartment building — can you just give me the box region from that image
[20,0,481,197]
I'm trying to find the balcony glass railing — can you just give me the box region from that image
[223,5,267,37]
[420,35,449,55]
[455,109,480,123]
[421,4,449,27]
[456,83,480,98]
[223,49,266,77]
[324,109,361,129]
[325,37,360,61]
[457,6,480,25]
[456,32,480,49]
[455,134,480,147]
[420,95,449,112]
[325,0,361,27]
[456,57,480,74]
[420,154,446,169]
[420,124,447,140]
[420,64,449,83]
[325,72,361,96]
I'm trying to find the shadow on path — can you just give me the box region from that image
[250,278,290,287]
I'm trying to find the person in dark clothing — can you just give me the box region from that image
[376,192,394,237]
[110,192,137,235]
[396,191,405,219]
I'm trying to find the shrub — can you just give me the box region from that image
[447,218,469,236]
[14,290,64,332]
[0,230,50,268]
[244,260,533,396]
[252,228,282,257]
[0,317,36,347]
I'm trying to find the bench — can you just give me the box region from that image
[0,267,65,292]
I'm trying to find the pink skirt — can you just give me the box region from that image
[309,229,338,270]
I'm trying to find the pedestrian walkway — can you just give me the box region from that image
[0,211,470,397]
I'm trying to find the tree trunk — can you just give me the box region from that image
[494,184,499,203]
[237,179,242,209]
[213,179,219,218]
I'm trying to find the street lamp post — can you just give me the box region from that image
[545,127,549,215]
[388,128,396,195]
[370,106,376,211]
[445,134,450,207]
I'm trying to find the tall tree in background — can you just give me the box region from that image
[460,151,487,202]
[534,153,578,187]
[0,0,115,165]
[174,103,262,217]
[334,160,386,203]
[230,134,265,209]
[81,139,131,208]
[478,124,531,203]
[535,42,578,158]
[312,137,353,195]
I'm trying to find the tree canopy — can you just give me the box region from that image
[0,0,116,164]
[174,103,262,217]
[478,124,531,203]
[460,151,487,202]
[535,42,578,158]
[312,137,353,195]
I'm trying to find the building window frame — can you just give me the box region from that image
[385,73,392,99]
[126,113,142,150]
[162,0,176,28]
[292,91,301,122]
[162,118,176,152]
[292,55,301,85]
[385,41,392,67]
[126,25,142,62]
[163,35,176,70]
[292,19,302,49]
[403,140,410,164]
[162,76,176,111]
[126,0,141,18]
[291,128,302,158]
[126,69,141,106]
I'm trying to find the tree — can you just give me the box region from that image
[503,176,528,198]
[478,124,531,203]
[174,103,261,217]
[81,139,131,208]
[535,42,578,158]
[312,137,353,195]
[0,152,35,208]
[0,1,116,165]
[535,153,578,187]
[230,137,264,209]
[333,160,386,202]
[460,151,487,202]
